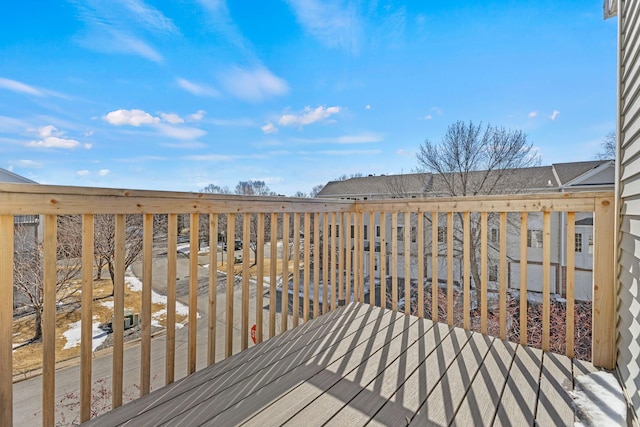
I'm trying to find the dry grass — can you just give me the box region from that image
[12,278,187,376]
[216,258,296,282]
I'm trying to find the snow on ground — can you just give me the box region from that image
[62,317,109,352]
[123,275,198,326]
[571,371,627,426]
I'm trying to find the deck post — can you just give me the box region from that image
[0,216,13,425]
[592,195,616,369]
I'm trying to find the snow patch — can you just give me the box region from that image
[571,371,626,426]
[124,276,198,324]
[62,317,109,351]
[101,301,114,309]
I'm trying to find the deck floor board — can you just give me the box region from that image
[88,303,596,427]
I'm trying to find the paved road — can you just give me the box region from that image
[13,248,288,426]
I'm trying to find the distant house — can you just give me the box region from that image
[0,168,41,251]
[317,160,615,301]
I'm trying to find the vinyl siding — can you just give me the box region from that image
[617,0,640,417]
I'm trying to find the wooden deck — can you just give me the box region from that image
[87,303,597,426]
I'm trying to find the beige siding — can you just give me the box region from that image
[618,0,640,417]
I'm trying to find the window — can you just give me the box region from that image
[397,226,404,241]
[588,235,594,254]
[364,225,368,240]
[411,226,417,243]
[489,265,498,282]
[527,230,543,248]
[575,233,583,253]
[490,228,498,244]
[376,225,380,237]
[438,226,446,243]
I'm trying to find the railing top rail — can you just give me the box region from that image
[355,191,614,213]
[0,183,354,215]
[0,182,613,215]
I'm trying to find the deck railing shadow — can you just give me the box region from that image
[0,183,617,425]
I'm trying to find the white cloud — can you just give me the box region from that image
[106,31,164,62]
[98,169,110,176]
[177,78,219,97]
[189,110,207,121]
[26,126,84,149]
[396,149,414,157]
[286,0,362,52]
[37,125,58,138]
[278,106,340,127]
[318,149,382,156]
[104,109,160,126]
[220,66,288,102]
[291,132,383,144]
[183,154,240,162]
[423,115,432,120]
[161,113,184,124]
[550,110,560,120]
[261,122,278,134]
[365,104,371,110]
[0,77,67,99]
[0,77,44,96]
[119,0,178,34]
[155,123,206,140]
[211,117,254,127]
[161,141,207,149]
[27,137,81,149]
[528,111,538,118]
[77,170,90,176]
[70,0,177,63]
[15,160,41,168]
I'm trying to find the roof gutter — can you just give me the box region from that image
[604,0,617,19]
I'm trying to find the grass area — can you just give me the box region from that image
[12,278,187,377]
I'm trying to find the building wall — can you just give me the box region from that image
[352,210,595,300]
[617,0,640,416]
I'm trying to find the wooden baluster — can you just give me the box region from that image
[207,214,217,365]
[42,215,57,425]
[499,212,507,340]
[80,214,94,421]
[519,212,528,345]
[188,213,198,372]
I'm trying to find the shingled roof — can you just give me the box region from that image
[552,160,607,185]
[317,160,613,199]
[0,168,37,184]
[317,173,430,198]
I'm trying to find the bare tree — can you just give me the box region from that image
[198,184,232,245]
[334,173,364,181]
[417,120,540,308]
[13,217,82,341]
[234,180,277,265]
[309,184,324,197]
[596,130,616,160]
[235,180,276,197]
[292,191,308,198]
[200,183,231,194]
[94,214,167,296]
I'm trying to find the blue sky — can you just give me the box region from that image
[0,1,617,195]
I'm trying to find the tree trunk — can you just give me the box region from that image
[108,261,116,297]
[95,257,104,280]
[469,247,482,313]
[34,307,43,341]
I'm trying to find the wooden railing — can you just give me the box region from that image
[0,184,615,426]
